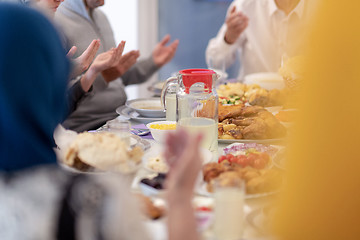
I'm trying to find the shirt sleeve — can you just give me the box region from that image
[120,56,159,86]
[66,76,92,115]
[205,0,247,69]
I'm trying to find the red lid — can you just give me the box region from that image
[179,69,215,94]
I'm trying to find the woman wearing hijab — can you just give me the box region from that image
[0,5,201,240]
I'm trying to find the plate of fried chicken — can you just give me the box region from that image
[218,105,287,143]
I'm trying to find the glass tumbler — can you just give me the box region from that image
[107,119,131,147]
[213,178,245,240]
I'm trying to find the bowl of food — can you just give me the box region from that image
[146,121,176,143]
[126,98,165,118]
[244,72,284,90]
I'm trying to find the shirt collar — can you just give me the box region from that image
[269,0,305,18]
[291,0,305,18]
[268,0,279,17]
[58,0,91,21]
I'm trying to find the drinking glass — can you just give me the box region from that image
[207,57,228,83]
[107,119,131,147]
[213,178,245,240]
[165,84,177,121]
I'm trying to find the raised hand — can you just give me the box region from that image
[152,35,179,67]
[224,6,249,44]
[72,39,101,76]
[101,49,140,82]
[164,128,203,201]
[90,41,125,74]
[164,129,203,240]
[80,41,125,91]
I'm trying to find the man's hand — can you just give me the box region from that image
[80,41,125,91]
[152,35,179,67]
[224,6,249,44]
[101,50,140,82]
[69,39,101,78]
[90,41,124,74]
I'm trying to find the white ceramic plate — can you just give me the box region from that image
[196,183,279,200]
[244,72,284,90]
[116,105,166,124]
[125,98,165,118]
[222,142,285,169]
[57,134,150,174]
[218,138,285,145]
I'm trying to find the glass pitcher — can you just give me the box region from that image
[161,69,219,157]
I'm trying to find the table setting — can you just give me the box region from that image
[54,68,292,240]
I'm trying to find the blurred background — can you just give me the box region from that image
[102,0,238,99]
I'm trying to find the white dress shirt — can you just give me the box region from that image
[206,0,309,80]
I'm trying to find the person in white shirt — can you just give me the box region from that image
[206,0,308,80]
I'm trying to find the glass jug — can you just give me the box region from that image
[161,69,219,157]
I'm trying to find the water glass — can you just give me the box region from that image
[107,119,131,147]
[213,178,245,240]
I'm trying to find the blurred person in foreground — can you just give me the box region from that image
[0,3,200,240]
[206,0,310,80]
[273,1,360,240]
[55,0,179,132]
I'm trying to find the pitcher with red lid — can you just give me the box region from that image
[161,69,219,157]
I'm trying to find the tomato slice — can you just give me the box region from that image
[218,155,227,163]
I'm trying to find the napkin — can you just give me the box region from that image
[131,124,153,140]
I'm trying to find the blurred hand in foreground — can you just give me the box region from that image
[164,128,203,201]
[164,128,202,240]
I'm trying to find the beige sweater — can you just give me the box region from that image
[55,4,159,132]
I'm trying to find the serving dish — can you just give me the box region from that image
[199,142,284,199]
[244,72,284,90]
[196,183,280,200]
[125,98,165,118]
[55,131,150,174]
[147,81,165,96]
[116,105,165,124]
[146,121,177,143]
[218,138,285,144]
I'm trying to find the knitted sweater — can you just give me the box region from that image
[55,2,159,132]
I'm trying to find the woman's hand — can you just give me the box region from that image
[164,128,202,240]
[164,128,203,202]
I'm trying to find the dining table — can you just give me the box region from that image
[103,114,280,240]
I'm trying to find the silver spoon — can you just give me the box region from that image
[131,128,150,136]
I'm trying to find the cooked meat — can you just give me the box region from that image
[242,118,268,139]
[241,105,265,117]
[227,127,243,139]
[218,104,243,122]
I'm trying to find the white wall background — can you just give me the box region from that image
[100,0,138,53]
[100,0,159,100]
[100,0,139,100]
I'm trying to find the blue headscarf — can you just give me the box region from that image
[0,3,70,172]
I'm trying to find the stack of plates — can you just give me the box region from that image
[116,98,166,124]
